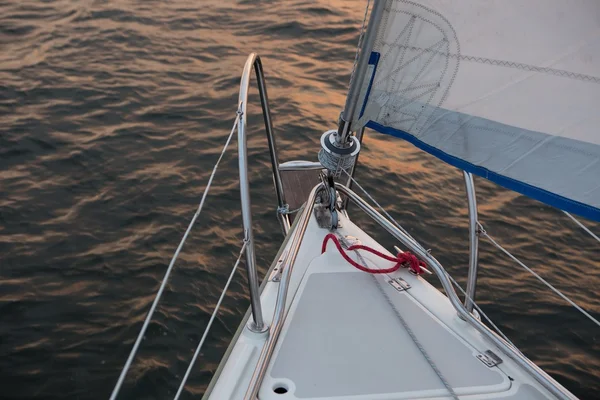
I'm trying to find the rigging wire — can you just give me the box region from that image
[563,211,600,244]
[109,109,242,400]
[478,222,600,329]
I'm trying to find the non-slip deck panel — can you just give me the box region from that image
[280,169,321,213]
[270,271,505,398]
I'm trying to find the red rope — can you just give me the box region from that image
[321,233,426,275]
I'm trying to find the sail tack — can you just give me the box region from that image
[357,0,600,220]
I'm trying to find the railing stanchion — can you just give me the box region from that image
[463,171,479,314]
[237,53,293,332]
[332,183,576,400]
[253,57,290,234]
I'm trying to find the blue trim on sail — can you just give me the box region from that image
[358,52,380,119]
[366,121,600,222]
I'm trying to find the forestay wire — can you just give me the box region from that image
[109,109,242,400]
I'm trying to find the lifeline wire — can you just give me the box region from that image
[174,240,248,400]
[109,110,242,400]
[478,222,600,328]
[563,211,600,244]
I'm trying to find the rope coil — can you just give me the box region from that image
[322,233,426,275]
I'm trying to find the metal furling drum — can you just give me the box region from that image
[318,129,361,177]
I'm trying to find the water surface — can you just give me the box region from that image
[1,1,599,399]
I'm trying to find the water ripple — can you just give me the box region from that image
[0,0,598,399]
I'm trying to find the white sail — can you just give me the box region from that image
[356,0,600,220]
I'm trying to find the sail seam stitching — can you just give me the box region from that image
[388,45,600,84]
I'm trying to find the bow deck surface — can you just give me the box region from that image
[205,213,558,400]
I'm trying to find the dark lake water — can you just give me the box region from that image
[1,1,599,399]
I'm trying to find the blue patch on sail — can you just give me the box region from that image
[358,52,380,119]
[366,120,600,222]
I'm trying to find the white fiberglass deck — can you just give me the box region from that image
[265,268,506,398]
[205,212,563,400]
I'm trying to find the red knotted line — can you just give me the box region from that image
[321,233,425,275]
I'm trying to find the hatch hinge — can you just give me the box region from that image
[476,350,503,368]
[388,277,411,292]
